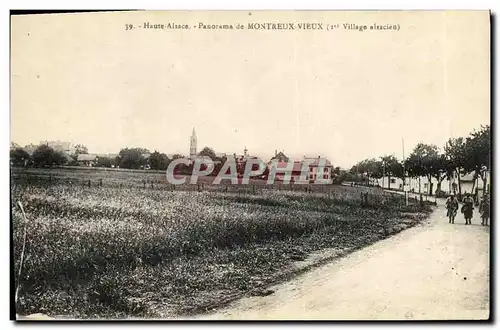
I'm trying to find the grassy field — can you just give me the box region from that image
[10,166,348,191]
[11,167,434,318]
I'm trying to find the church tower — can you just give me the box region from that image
[190,127,197,159]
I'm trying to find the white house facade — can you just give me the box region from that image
[375,171,490,197]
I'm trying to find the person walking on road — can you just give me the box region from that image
[479,193,490,226]
[461,192,474,225]
[445,193,459,224]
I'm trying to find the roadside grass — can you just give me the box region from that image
[12,181,433,318]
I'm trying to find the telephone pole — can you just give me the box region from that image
[402,138,408,206]
[382,161,385,189]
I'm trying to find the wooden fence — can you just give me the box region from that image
[10,170,425,209]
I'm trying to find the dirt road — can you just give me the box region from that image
[194,200,490,320]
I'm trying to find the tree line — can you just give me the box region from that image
[10,143,320,180]
[343,125,490,196]
[10,125,489,192]
[10,144,228,172]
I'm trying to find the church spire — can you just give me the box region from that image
[190,127,197,159]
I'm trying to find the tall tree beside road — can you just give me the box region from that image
[428,154,450,196]
[463,125,491,194]
[380,155,402,190]
[351,158,382,185]
[444,137,466,197]
[349,125,490,197]
[406,143,440,195]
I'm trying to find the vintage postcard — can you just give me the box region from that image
[10,10,490,320]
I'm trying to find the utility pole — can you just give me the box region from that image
[402,138,408,206]
[448,154,452,193]
[382,161,386,189]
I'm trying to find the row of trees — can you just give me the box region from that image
[347,125,490,196]
[10,143,92,168]
[10,145,68,168]
[102,146,228,170]
[10,144,222,171]
[11,143,318,180]
[11,125,490,192]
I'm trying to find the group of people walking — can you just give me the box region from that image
[445,192,490,226]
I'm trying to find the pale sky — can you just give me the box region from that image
[11,11,490,168]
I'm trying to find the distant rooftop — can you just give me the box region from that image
[77,154,97,161]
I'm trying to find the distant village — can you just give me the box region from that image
[9,128,336,184]
[10,125,490,199]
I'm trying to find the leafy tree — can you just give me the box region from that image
[10,148,30,167]
[213,156,227,176]
[174,162,194,175]
[332,168,349,185]
[463,125,490,194]
[406,143,441,195]
[443,127,490,198]
[149,151,170,170]
[198,147,217,160]
[428,154,449,195]
[172,154,185,160]
[332,166,341,177]
[74,144,88,155]
[216,155,228,165]
[134,148,150,155]
[96,156,113,168]
[444,137,466,196]
[117,148,149,169]
[10,142,21,150]
[71,144,89,161]
[351,158,382,185]
[31,145,67,167]
[368,160,383,180]
[439,153,458,194]
[380,155,403,189]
